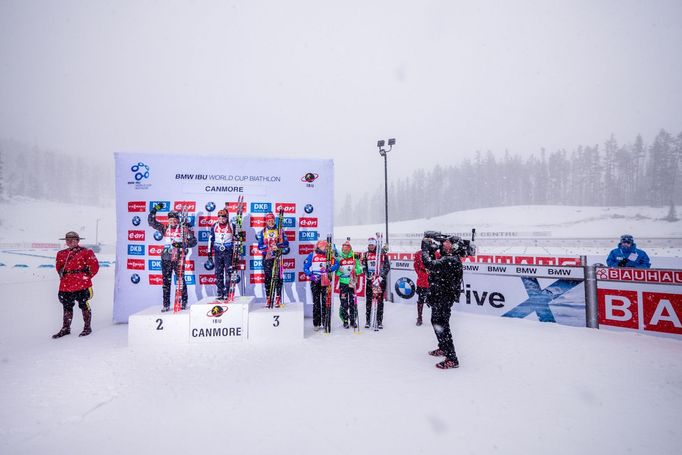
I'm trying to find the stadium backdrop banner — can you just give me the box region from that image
[114,152,333,323]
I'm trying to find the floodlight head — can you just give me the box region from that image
[388,138,396,146]
[377,140,385,148]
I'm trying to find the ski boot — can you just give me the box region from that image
[416,317,423,326]
[343,320,350,329]
[429,349,446,357]
[275,296,281,308]
[161,306,170,313]
[436,358,460,369]
[364,321,370,329]
[52,328,71,339]
[79,327,92,337]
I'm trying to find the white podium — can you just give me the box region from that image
[128,306,190,346]
[127,297,305,345]
[247,300,304,340]
[188,297,251,343]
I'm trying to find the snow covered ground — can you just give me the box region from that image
[1,199,682,454]
[2,265,682,455]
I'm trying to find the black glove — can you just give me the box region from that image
[618,258,628,267]
[152,203,164,212]
[421,238,431,252]
[238,230,247,242]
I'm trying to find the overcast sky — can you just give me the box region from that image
[1,0,681,205]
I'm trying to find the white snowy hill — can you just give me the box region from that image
[0,199,681,454]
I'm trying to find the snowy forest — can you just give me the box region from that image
[337,129,682,225]
[0,138,115,206]
[1,130,680,222]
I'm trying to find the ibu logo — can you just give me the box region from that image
[283,272,295,283]
[131,162,150,181]
[250,202,272,213]
[128,244,145,256]
[250,259,264,270]
[299,231,319,241]
[148,259,162,271]
[198,231,210,242]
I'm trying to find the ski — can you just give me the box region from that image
[323,233,333,333]
[351,250,360,334]
[267,207,285,308]
[369,232,384,331]
[173,205,190,313]
[227,195,245,303]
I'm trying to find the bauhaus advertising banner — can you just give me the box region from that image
[114,153,333,323]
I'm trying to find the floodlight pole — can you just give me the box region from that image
[376,138,396,245]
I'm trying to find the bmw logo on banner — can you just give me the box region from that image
[153,231,164,241]
[131,273,141,284]
[304,204,314,214]
[394,277,416,299]
[205,201,216,212]
[132,215,141,226]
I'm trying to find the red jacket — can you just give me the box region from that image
[56,247,100,292]
[413,250,429,288]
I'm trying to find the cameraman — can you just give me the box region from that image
[421,232,474,370]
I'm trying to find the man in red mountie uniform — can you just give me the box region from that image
[53,231,100,338]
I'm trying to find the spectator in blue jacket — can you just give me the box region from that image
[606,234,651,269]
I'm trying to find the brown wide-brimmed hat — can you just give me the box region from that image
[59,231,83,241]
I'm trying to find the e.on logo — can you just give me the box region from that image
[149,275,163,285]
[250,274,265,284]
[275,203,296,213]
[249,244,261,256]
[299,217,318,228]
[128,230,145,241]
[174,201,196,212]
[282,258,296,269]
[199,275,217,285]
[148,245,164,256]
[198,216,218,228]
[598,289,682,335]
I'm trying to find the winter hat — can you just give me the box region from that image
[342,240,352,250]
[620,234,634,244]
[59,231,82,240]
[217,209,228,217]
[367,237,377,246]
[265,213,275,223]
[316,240,328,250]
[167,211,179,219]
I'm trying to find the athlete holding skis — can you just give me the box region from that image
[303,239,339,331]
[148,204,197,312]
[207,208,244,300]
[336,240,363,329]
[257,211,290,308]
[361,237,390,329]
